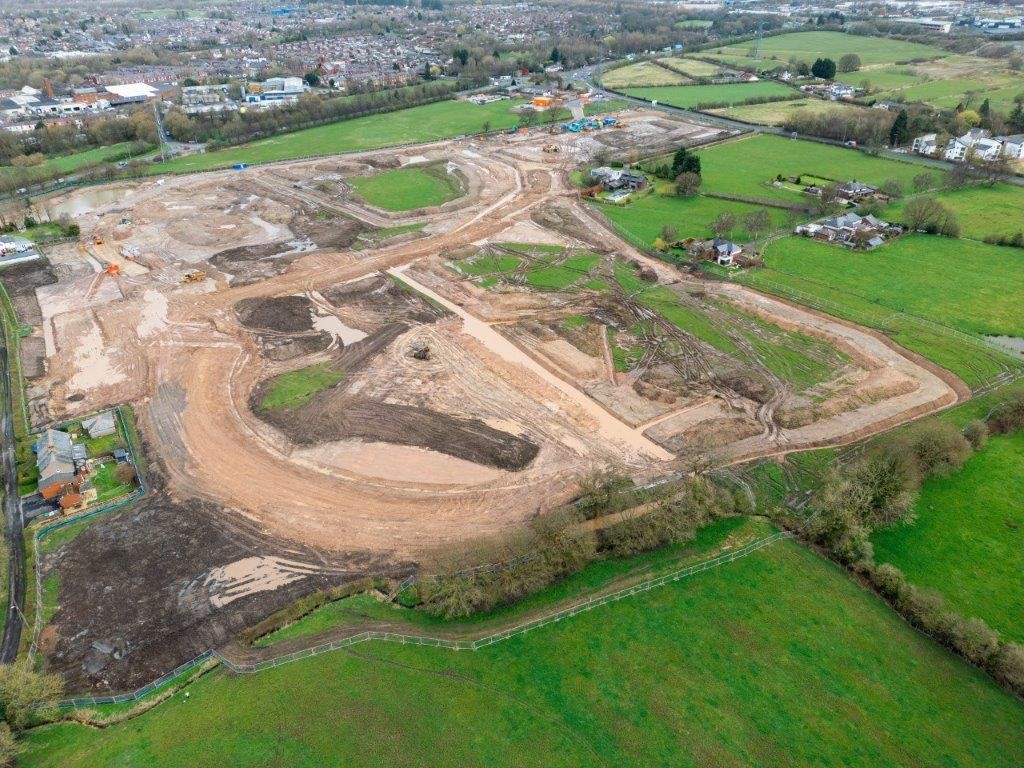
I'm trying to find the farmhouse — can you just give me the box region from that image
[590,167,647,192]
[911,133,939,156]
[34,428,76,488]
[795,212,898,249]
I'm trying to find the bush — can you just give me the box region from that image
[991,643,1024,695]
[950,617,1000,666]
[962,419,989,449]
[869,562,908,601]
[896,420,972,478]
[989,392,1024,434]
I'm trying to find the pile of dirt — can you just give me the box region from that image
[209,242,309,287]
[290,210,366,250]
[322,274,446,326]
[235,295,315,333]
[40,484,395,694]
[262,397,539,471]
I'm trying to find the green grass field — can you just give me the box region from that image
[258,363,343,411]
[741,234,1023,385]
[623,81,797,109]
[873,431,1024,644]
[883,184,1024,241]
[704,31,946,67]
[709,97,872,126]
[601,61,691,88]
[453,245,601,291]
[349,163,462,211]
[656,57,729,77]
[0,142,137,180]
[694,134,927,204]
[149,98,624,175]
[597,191,790,246]
[23,536,1024,767]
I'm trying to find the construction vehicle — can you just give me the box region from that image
[542,144,560,154]
[93,236,104,246]
[182,269,206,284]
[85,263,121,300]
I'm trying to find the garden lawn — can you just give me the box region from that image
[705,31,947,67]
[597,191,790,247]
[23,538,1024,768]
[872,431,1024,643]
[349,163,462,211]
[258,363,344,411]
[694,134,927,204]
[623,81,797,109]
[883,183,1024,241]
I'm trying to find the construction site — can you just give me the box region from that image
[12,109,966,691]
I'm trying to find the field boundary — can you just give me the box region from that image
[52,530,792,708]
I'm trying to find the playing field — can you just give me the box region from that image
[601,61,690,88]
[703,31,946,67]
[23,535,1024,767]
[742,234,1024,385]
[349,163,462,211]
[622,81,797,109]
[883,184,1024,241]
[872,432,1024,644]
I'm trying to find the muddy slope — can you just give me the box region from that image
[263,397,539,471]
[41,485,394,693]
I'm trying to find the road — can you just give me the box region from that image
[0,325,24,663]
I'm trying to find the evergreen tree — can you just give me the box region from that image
[671,146,701,177]
[811,58,836,79]
[889,109,910,147]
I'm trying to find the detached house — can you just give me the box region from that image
[911,133,939,156]
[34,429,76,488]
[795,213,898,249]
[590,167,647,192]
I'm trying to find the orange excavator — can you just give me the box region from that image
[85,263,120,300]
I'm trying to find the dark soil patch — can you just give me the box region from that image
[262,397,539,471]
[290,210,366,250]
[322,274,446,326]
[0,260,56,326]
[235,295,314,334]
[209,242,307,287]
[41,482,399,694]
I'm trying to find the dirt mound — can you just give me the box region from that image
[235,295,314,333]
[263,397,539,471]
[40,485,393,694]
[210,242,309,287]
[290,211,365,249]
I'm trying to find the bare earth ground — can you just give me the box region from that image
[15,109,963,691]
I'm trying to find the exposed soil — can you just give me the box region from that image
[235,295,315,334]
[41,480,394,694]
[263,396,539,471]
[209,241,310,286]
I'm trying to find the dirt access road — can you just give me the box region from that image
[33,111,961,560]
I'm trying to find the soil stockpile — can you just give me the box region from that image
[235,295,315,333]
[262,397,539,471]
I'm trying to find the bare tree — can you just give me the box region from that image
[709,211,736,239]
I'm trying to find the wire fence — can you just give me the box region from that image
[27,406,148,664]
[51,531,791,708]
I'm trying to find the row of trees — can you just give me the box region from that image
[804,394,1024,698]
[414,474,746,619]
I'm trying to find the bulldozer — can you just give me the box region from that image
[182,269,206,284]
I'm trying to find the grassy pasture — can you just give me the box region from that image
[0,142,137,180]
[694,134,927,204]
[742,234,1023,385]
[872,432,1024,644]
[622,81,797,109]
[704,31,946,67]
[349,163,462,211]
[601,61,690,88]
[709,97,872,126]
[23,535,1024,768]
[883,184,1024,241]
[597,191,790,246]
[656,57,727,77]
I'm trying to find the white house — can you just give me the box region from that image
[911,133,939,156]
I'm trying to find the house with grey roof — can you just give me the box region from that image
[35,428,77,488]
[82,410,116,439]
